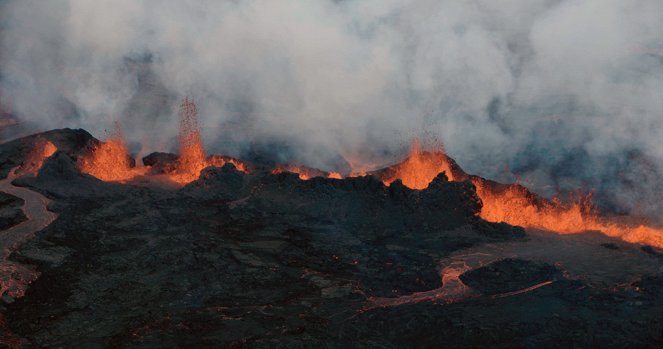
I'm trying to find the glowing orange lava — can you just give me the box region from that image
[16,137,57,176]
[78,99,250,185]
[168,97,207,184]
[472,179,663,248]
[79,124,147,182]
[381,139,456,189]
[328,171,343,179]
[167,97,249,185]
[378,140,663,249]
[208,155,250,174]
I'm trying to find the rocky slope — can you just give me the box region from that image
[0,129,662,348]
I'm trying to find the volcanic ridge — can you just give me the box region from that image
[0,105,662,347]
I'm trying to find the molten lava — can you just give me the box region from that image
[167,98,249,185]
[472,179,663,248]
[169,97,207,184]
[377,140,663,249]
[79,124,147,182]
[208,155,250,174]
[16,137,57,176]
[78,99,249,185]
[380,140,456,189]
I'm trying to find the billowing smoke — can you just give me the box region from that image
[1,0,663,218]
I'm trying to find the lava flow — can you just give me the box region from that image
[377,141,663,249]
[472,179,663,248]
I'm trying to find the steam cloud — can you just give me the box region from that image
[1,0,663,218]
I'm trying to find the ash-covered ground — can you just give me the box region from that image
[1,129,663,348]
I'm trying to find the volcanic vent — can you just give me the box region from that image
[359,140,663,249]
[40,97,663,250]
[77,97,249,186]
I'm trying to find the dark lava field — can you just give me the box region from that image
[1,129,663,348]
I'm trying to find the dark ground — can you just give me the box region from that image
[1,129,663,348]
[0,193,25,231]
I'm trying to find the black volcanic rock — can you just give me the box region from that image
[459,258,562,295]
[0,128,98,179]
[2,140,529,347]
[0,192,27,230]
[183,163,248,200]
[35,151,84,181]
[142,151,178,172]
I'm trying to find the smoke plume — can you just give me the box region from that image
[1,0,663,218]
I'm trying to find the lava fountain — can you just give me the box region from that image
[169,97,208,184]
[79,123,146,181]
[168,97,249,185]
[78,98,248,185]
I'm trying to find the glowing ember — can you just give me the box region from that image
[79,124,146,181]
[16,137,57,176]
[380,139,456,189]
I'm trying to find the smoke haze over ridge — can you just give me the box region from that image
[1,0,663,218]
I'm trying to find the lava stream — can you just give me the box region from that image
[0,168,58,299]
[363,253,554,311]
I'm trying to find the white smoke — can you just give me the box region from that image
[2,0,663,217]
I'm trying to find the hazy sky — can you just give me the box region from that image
[1,0,663,217]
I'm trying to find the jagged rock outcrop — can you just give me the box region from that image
[0,128,98,179]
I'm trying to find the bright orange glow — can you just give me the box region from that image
[167,97,207,184]
[207,155,250,174]
[381,139,455,189]
[328,171,343,179]
[377,139,663,249]
[166,98,249,185]
[472,179,663,248]
[16,137,57,176]
[79,99,249,186]
[472,179,591,232]
[79,125,147,182]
